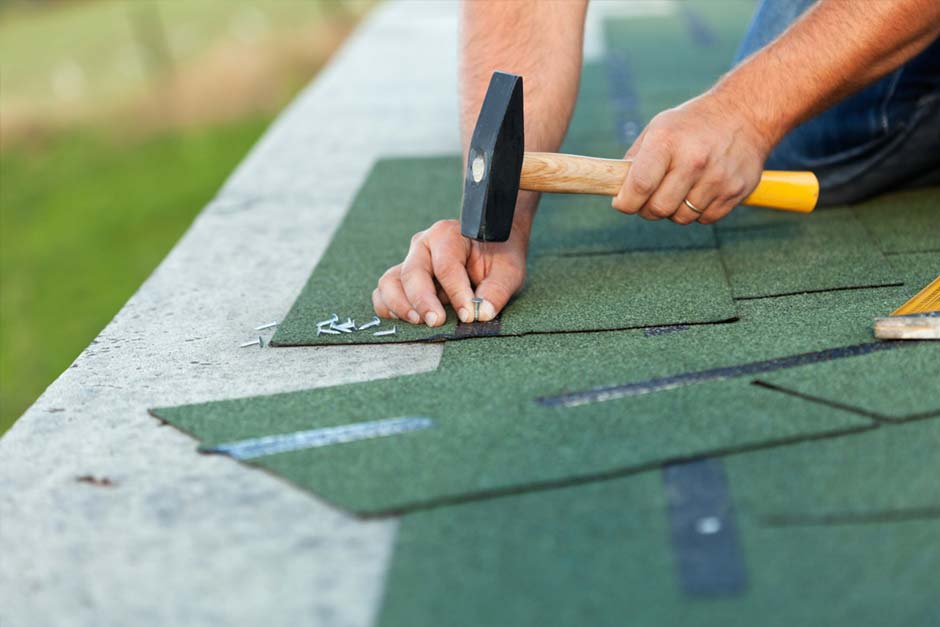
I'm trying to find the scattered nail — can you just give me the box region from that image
[425,312,439,327]
[359,316,381,330]
[373,326,397,336]
[317,314,339,327]
[254,321,278,331]
[240,336,264,348]
[319,328,341,335]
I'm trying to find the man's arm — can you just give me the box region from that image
[613,0,940,225]
[373,0,587,326]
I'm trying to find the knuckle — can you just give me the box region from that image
[687,147,709,172]
[631,175,655,196]
[647,200,674,219]
[429,219,456,236]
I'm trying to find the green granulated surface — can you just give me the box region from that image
[604,14,745,116]
[530,193,717,255]
[153,287,923,516]
[758,341,940,421]
[717,209,901,298]
[502,248,735,334]
[270,156,737,346]
[725,418,940,522]
[716,205,811,230]
[378,474,939,627]
[851,187,940,254]
[887,252,940,295]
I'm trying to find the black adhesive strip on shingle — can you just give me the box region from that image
[604,51,643,146]
[537,341,912,408]
[662,458,747,597]
[679,5,719,48]
[761,505,940,528]
[454,318,502,338]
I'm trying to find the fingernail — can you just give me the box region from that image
[425,312,439,327]
[457,308,471,323]
[407,310,420,324]
[478,300,496,321]
[390,312,399,320]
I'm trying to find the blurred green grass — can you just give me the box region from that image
[0,118,272,431]
[0,0,372,433]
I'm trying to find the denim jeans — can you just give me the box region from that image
[735,0,940,205]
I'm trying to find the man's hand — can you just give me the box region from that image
[373,219,527,326]
[611,0,940,226]
[612,93,773,225]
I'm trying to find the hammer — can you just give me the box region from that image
[460,72,819,242]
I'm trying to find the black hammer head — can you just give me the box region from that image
[459,71,524,242]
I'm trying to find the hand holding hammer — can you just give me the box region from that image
[461,72,818,242]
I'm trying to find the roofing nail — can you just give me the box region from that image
[358,316,381,330]
[319,328,341,335]
[254,321,278,331]
[240,336,264,348]
[317,314,339,327]
[332,321,354,333]
[695,516,722,535]
[471,297,483,322]
[373,326,397,337]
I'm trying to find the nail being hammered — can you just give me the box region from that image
[471,297,483,322]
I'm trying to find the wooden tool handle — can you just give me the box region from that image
[520,152,818,213]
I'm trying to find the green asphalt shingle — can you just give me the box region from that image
[153,286,935,516]
[378,472,940,627]
[726,418,940,522]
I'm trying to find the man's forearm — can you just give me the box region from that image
[714,0,940,145]
[460,0,588,236]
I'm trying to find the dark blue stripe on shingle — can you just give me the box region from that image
[536,341,907,408]
[679,6,719,48]
[663,458,747,597]
[605,51,643,146]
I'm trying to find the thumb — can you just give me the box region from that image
[473,262,525,322]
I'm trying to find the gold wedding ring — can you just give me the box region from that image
[684,198,704,214]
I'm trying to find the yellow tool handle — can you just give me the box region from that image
[520,152,819,213]
[744,170,818,213]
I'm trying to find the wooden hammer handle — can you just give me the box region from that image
[520,152,818,213]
